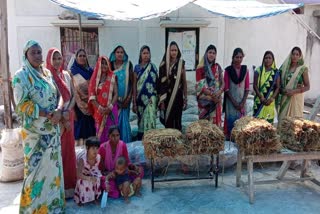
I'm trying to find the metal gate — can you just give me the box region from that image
[60,27,99,70]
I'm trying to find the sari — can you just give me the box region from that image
[98,140,144,198]
[13,40,65,213]
[134,62,158,137]
[158,45,185,130]
[196,55,223,126]
[223,65,250,138]
[88,56,118,143]
[277,53,307,123]
[46,48,77,198]
[253,63,279,123]
[71,51,96,140]
[109,46,132,143]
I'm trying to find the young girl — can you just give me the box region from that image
[74,137,105,205]
[107,156,142,203]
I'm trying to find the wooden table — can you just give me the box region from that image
[150,154,220,192]
[236,149,320,204]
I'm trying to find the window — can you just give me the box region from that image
[60,27,99,69]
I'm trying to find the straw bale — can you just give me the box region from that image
[142,128,186,159]
[185,120,224,155]
[279,117,320,152]
[232,116,281,155]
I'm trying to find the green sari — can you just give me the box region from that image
[13,40,65,214]
[253,65,279,123]
[277,54,307,123]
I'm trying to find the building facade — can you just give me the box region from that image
[7,0,320,98]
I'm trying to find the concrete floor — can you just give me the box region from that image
[1,160,320,214]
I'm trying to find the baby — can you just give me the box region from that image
[108,156,142,203]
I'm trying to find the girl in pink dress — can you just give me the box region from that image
[74,137,106,205]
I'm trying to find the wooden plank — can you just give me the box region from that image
[276,161,291,180]
[0,0,13,129]
[241,177,315,186]
[247,158,254,204]
[247,152,320,163]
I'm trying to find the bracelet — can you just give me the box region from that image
[108,104,113,110]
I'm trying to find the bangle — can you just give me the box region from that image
[108,104,113,110]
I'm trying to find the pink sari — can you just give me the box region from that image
[98,140,144,198]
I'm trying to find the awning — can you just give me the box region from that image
[49,0,303,20]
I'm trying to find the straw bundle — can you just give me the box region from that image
[142,128,186,159]
[185,120,224,155]
[232,116,281,155]
[279,117,320,152]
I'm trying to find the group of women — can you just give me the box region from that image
[196,45,310,139]
[12,39,309,212]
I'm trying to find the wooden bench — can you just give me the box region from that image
[236,149,320,204]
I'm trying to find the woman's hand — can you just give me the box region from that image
[122,96,131,109]
[132,103,137,114]
[62,110,70,120]
[264,98,274,106]
[105,182,110,192]
[211,94,221,104]
[160,102,165,110]
[183,98,188,111]
[98,105,107,115]
[284,89,295,97]
[50,109,62,124]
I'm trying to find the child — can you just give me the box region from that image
[74,136,105,205]
[107,156,142,203]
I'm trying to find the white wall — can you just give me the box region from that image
[224,5,320,99]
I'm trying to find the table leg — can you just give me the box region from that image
[247,157,254,204]
[276,161,290,180]
[236,149,242,187]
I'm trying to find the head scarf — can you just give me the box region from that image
[197,45,217,87]
[70,48,93,80]
[109,45,129,64]
[23,40,42,74]
[89,56,113,95]
[160,41,182,76]
[280,48,305,75]
[46,48,71,103]
[138,45,151,64]
[23,40,50,89]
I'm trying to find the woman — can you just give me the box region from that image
[13,40,65,213]
[88,56,118,142]
[277,47,310,123]
[253,51,280,124]
[46,48,77,198]
[109,46,134,143]
[224,48,250,139]
[71,49,96,145]
[196,44,224,126]
[133,45,158,140]
[98,126,143,199]
[158,41,188,130]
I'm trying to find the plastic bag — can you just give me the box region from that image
[101,191,108,208]
[0,128,24,182]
